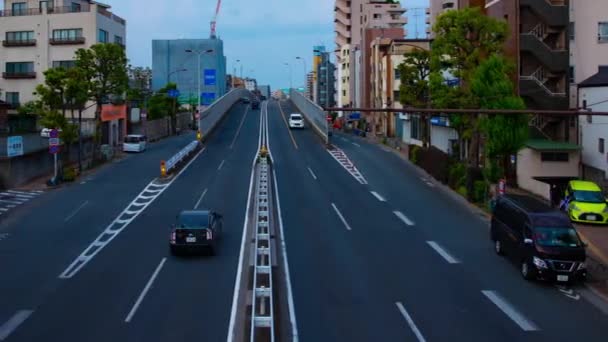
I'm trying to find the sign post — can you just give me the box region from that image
[49,129,60,180]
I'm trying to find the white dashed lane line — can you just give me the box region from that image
[307,167,318,180]
[393,211,415,226]
[124,258,167,323]
[331,203,352,231]
[0,310,34,341]
[395,302,427,342]
[370,191,386,202]
[482,290,539,332]
[218,159,226,171]
[426,241,460,264]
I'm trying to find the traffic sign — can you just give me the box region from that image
[49,145,60,154]
[50,129,59,139]
[49,138,60,146]
[7,136,23,158]
[167,89,180,98]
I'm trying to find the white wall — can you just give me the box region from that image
[579,86,608,178]
[517,147,580,200]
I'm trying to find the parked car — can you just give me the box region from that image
[123,134,147,153]
[564,180,608,224]
[240,97,251,104]
[491,194,587,283]
[288,113,304,129]
[169,210,223,255]
[40,128,61,138]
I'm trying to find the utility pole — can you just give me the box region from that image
[185,48,214,130]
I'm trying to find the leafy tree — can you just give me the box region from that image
[398,49,431,146]
[17,101,43,116]
[75,43,129,155]
[147,83,179,133]
[472,55,528,180]
[35,68,70,115]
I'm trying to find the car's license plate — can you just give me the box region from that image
[186,237,196,243]
[557,275,569,282]
[587,215,597,221]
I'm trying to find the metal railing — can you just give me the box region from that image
[49,37,86,45]
[2,39,36,47]
[164,140,200,175]
[520,67,566,96]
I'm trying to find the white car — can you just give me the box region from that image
[40,128,61,138]
[123,134,147,152]
[288,113,304,129]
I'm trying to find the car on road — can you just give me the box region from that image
[123,134,147,153]
[288,113,304,129]
[491,194,587,283]
[170,210,223,255]
[564,180,608,224]
[252,100,260,110]
[240,97,251,104]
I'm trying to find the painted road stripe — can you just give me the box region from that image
[2,192,34,199]
[331,203,352,231]
[482,290,539,331]
[125,258,167,323]
[6,190,37,197]
[370,191,386,202]
[393,211,415,226]
[218,159,226,171]
[0,310,34,341]
[64,201,89,222]
[307,167,317,180]
[0,208,8,212]
[194,188,208,210]
[427,241,460,264]
[0,199,24,205]
[352,142,361,147]
[395,302,426,342]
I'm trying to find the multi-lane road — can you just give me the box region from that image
[1,99,607,341]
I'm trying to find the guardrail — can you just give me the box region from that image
[160,140,200,177]
[289,89,328,144]
[199,88,249,139]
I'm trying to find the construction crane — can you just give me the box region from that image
[210,0,222,38]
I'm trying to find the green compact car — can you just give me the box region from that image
[565,180,608,224]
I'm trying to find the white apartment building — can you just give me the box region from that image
[0,0,126,120]
[429,0,458,37]
[338,44,351,108]
[245,78,257,92]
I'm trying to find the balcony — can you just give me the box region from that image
[2,39,36,47]
[49,37,86,45]
[0,8,41,17]
[520,0,567,27]
[335,0,351,14]
[335,21,351,39]
[335,9,350,26]
[3,72,36,79]
[0,4,90,17]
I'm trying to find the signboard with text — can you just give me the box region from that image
[201,92,216,105]
[7,136,23,158]
[204,69,216,85]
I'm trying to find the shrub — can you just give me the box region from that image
[473,180,489,203]
[457,186,467,198]
[63,167,77,182]
[410,145,420,164]
[448,162,466,189]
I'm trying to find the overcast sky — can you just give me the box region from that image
[5,0,429,89]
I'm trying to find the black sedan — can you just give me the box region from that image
[169,210,223,255]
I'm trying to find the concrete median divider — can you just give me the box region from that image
[289,89,329,144]
[198,88,249,140]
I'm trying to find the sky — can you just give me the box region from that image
[6,0,428,90]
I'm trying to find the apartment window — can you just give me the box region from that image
[395,68,401,80]
[6,31,34,42]
[53,29,83,40]
[114,35,123,44]
[373,13,381,19]
[569,66,575,83]
[599,22,608,43]
[6,62,34,73]
[71,2,81,11]
[394,90,400,101]
[600,138,605,154]
[569,22,575,41]
[541,152,569,162]
[342,90,346,96]
[98,29,108,43]
[52,60,76,69]
[11,2,26,14]
[5,92,19,106]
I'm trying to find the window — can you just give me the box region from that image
[52,60,76,69]
[6,31,34,42]
[5,92,19,105]
[569,22,575,41]
[600,138,605,154]
[541,152,569,162]
[98,29,108,43]
[11,2,26,14]
[393,90,400,101]
[52,29,82,40]
[395,68,401,80]
[373,13,381,19]
[342,90,346,96]
[114,35,123,45]
[411,115,422,139]
[569,66,575,84]
[71,2,81,12]
[6,62,34,73]
[599,22,608,43]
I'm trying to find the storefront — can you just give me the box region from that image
[101,104,127,146]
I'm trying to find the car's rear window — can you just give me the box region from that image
[290,115,302,120]
[178,212,209,228]
[124,136,141,143]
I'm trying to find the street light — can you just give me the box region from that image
[167,68,187,84]
[295,56,307,89]
[185,48,214,112]
[284,62,292,89]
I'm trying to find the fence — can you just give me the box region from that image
[289,89,328,144]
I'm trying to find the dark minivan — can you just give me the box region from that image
[169,210,223,255]
[491,194,587,283]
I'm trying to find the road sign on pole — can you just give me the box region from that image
[7,136,23,158]
[50,129,59,139]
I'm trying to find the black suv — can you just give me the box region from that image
[491,194,587,283]
[169,210,223,255]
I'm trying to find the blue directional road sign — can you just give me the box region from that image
[50,128,59,139]
[349,112,361,120]
[167,89,180,98]
[204,69,216,85]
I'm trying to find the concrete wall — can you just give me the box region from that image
[578,86,608,178]
[289,89,328,144]
[516,147,580,200]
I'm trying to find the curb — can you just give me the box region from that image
[577,230,608,267]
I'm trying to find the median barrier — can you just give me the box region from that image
[289,89,329,144]
[160,140,200,178]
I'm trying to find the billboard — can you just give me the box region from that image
[204,69,216,85]
[201,92,216,105]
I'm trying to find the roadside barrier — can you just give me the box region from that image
[160,140,201,177]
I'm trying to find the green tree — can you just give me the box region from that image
[398,49,431,146]
[147,83,178,129]
[65,67,91,171]
[17,101,43,116]
[35,68,70,115]
[472,55,528,180]
[75,43,129,156]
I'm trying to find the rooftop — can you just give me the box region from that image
[579,66,608,88]
[525,139,581,151]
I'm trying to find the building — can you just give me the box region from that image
[305,71,314,100]
[337,44,351,109]
[316,50,336,108]
[0,0,126,115]
[429,0,458,37]
[152,38,227,108]
[258,85,270,99]
[244,78,256,92]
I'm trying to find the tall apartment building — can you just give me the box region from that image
[305,71,314,100]
[0,0,126,117]
[429,0,458,37]
[152,38,227,107]
[316,51,336,108]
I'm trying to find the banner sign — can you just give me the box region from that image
[204,69,216,85]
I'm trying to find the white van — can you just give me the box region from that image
[123,134,147,152]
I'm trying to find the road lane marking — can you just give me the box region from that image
[64,200,89,222]
[352,142,361,147]
[125,258,166,323]
[230,105,250,149]
[59,147,206,279]
[0,199,25,205]
[393,211,415,226]
[482,290,539,331]
[331,203,352,231]
[341,137,349,142]
[7,190,38,197]
[2,192,35,199]
[327,148,368,184]
[370,191,386,202]
[194,188,208,209]
[0,310,34,341]
[307,167,317,180]
[395,302,426,342]
[277,100,299,149]
[218,159,226,171]
[0,208,8,212]
[426,241,460,264]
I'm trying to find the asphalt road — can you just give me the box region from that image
[0,102,258,342]
[270,100,608,342]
